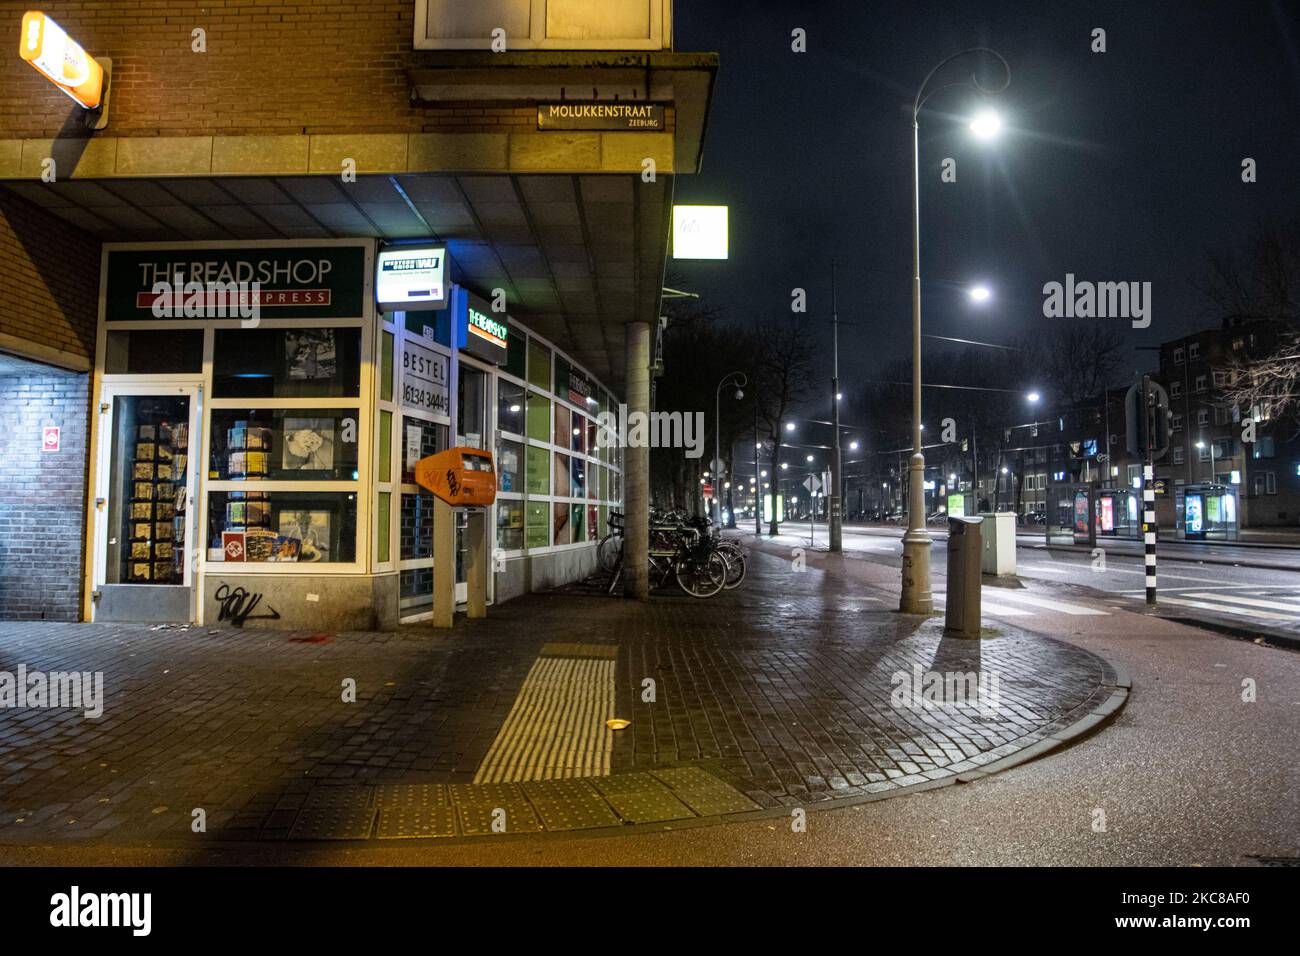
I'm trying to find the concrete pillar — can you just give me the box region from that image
[623,321,651,599]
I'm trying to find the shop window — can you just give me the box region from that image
[527,393,551,443]
[528,339,551,391]
[378,411,392,484]
[497,438,524,493]
[105,329,203,375]
[381,331,394,402]
[554,453,571,497]
[401,490,433,561]
[570,503,586,542]
[570,413,586,455]
[400,418,448,484]
[525,500,549,549]
[587,505,599,541]
[497,499,524,551]
[377,492,391,564]
[505,329,527,380]
[458,364,488,449]
[498,379,526,436]
[213,328,361,398]
[554,403,571,451]
[571,457,586,498]
[553,501,571,545]
[526,445,550,496]
[209,409,360,481]
[207,491,357,563]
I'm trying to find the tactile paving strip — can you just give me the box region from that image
[522,779,622,831]
[287,804,377,841]
[375,806,459,839]
[650,766,762,816]
[591,773,695,824]
[449,782,542,835]
[373,783,450,809]
[302,786,374,809]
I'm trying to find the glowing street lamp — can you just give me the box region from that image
[969,285,993,304]
[969,109,1002,139]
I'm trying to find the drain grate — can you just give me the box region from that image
[522,779,622,831]
[591,773,695,823]
[651,766,762,816]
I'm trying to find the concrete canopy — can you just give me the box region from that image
[2,170,671,390]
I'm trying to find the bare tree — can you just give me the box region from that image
[1032,322,1127,408]
[1200,219,1300,423]
[752,315,817,535]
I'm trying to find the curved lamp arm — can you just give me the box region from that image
[913,47,1011,120]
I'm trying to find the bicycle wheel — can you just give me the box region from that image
[676,550,726,598]
[597,532,623,574]
[719,546,747,589]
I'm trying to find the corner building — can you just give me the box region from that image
[0,1,716,628]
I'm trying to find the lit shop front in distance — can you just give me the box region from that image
[85,239,623,629]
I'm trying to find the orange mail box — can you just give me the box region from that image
[415,447,496,507]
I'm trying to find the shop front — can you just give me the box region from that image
[84,239,623,629]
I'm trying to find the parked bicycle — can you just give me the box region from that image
[604,508,742,598]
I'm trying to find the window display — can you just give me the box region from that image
[106,397,190,585]
[209,409,360,481]
[213,328,361,398]
[208,491,356,563]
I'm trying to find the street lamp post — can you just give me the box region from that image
[900,48,1010,615]
[830,259,843,552]
[715,371,747,529]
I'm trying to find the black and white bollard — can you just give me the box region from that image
[1143,463,1157,605]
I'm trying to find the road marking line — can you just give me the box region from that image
[1182,592,1300,615]
[934,598,1031,617]
[986,590,1108,616]
[1018,564,1072,575]
[1157,596,1296,622]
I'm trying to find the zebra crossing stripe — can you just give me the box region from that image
[1182,592,1300,615]
[986,590,1108,616]
[1159,595,1294,622]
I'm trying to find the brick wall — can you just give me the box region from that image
[0,371,90,621]
[0,187,100,363]
[0,2,674,140]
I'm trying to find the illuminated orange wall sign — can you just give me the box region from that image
[20,11,105,110]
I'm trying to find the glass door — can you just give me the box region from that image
[93,385,202,622]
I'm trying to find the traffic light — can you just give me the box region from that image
[1125,376,1171,460]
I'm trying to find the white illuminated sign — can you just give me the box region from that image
[376,245,447,312]
[672,205,729,260]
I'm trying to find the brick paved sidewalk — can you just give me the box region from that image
[0,550,1123,847]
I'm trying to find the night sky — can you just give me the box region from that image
[672,0,1300,403]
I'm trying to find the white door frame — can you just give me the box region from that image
[91,381,204,622]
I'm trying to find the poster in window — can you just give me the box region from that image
[279,510,332,562]
[285,330,337,381]
[282,419,336,471]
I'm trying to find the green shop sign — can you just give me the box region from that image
[104,244,368,321]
